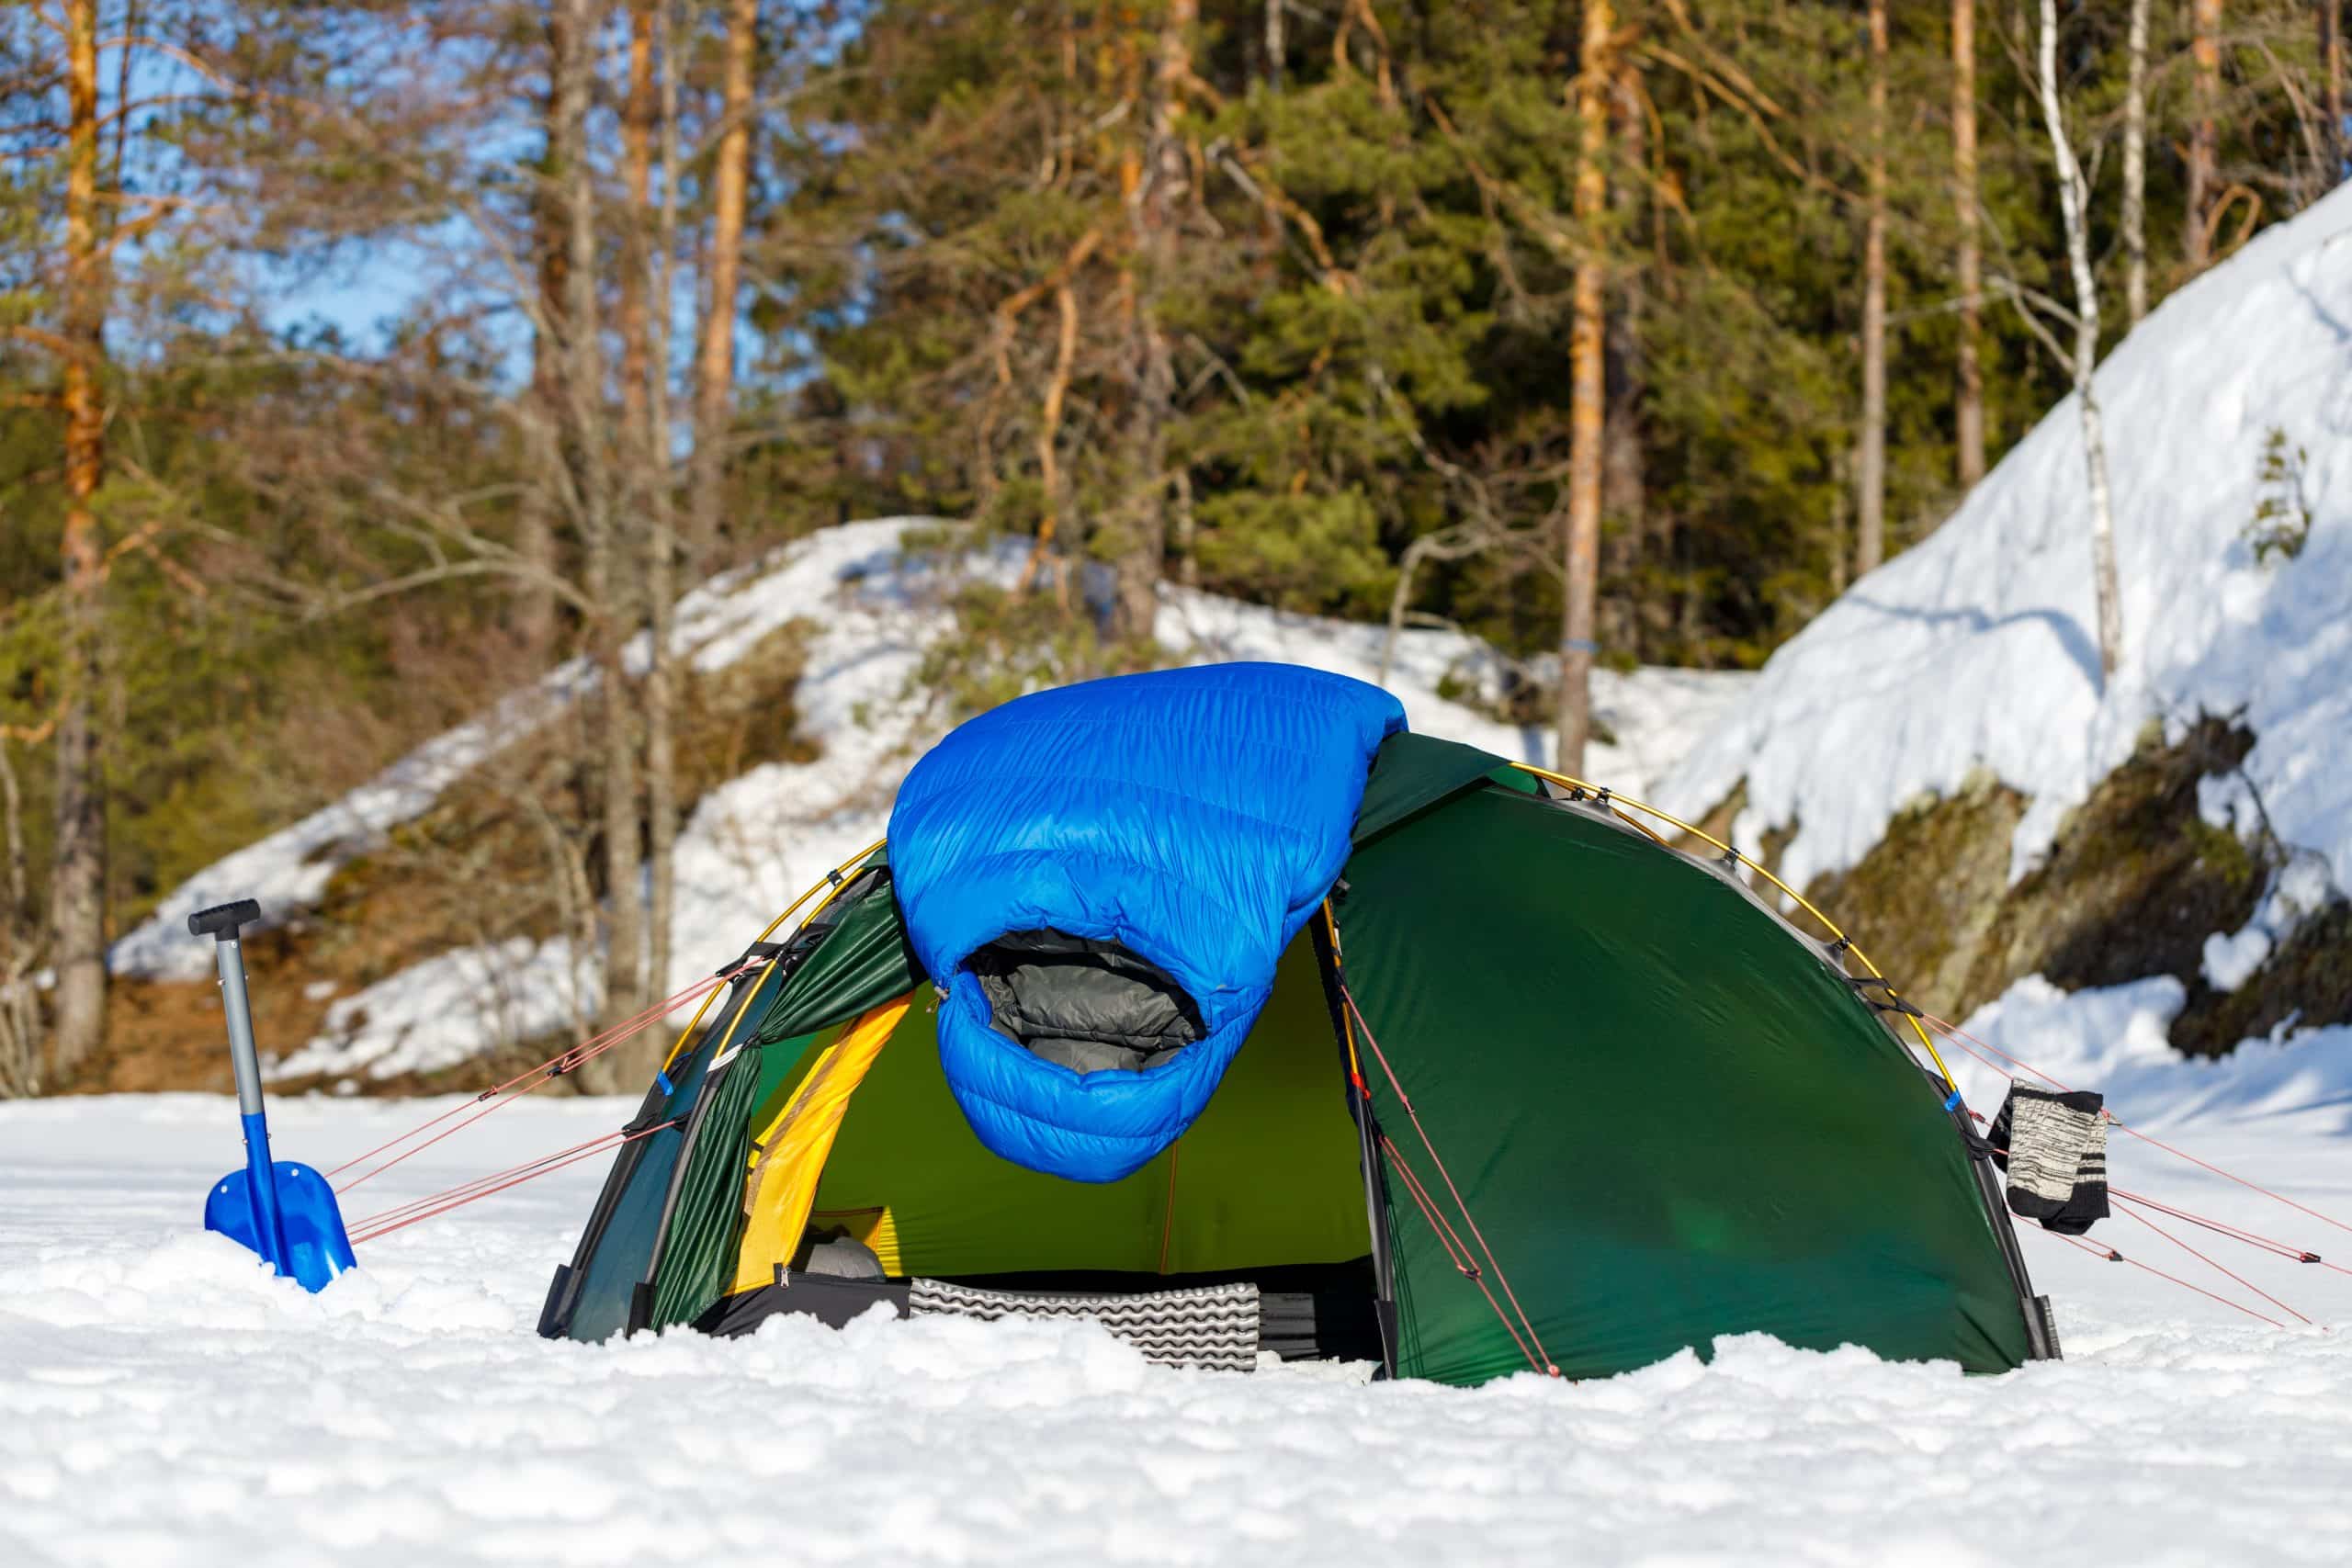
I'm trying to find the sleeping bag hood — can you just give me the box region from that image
[886,663,1406,1182]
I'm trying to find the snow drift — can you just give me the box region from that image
[118,521,1748,1082]
[7,1079,2350,1568]
[1661,184,2352,900]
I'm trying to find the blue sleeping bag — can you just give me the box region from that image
[888,663,1406,1182]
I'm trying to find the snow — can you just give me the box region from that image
[109,522,955,985]
[106,668,595,984]
[1660,185,2352,901]
[115,518,1747,1083]
[276,522,983,1081]
[1155,587,1741,799]
[2197,849,2338,995]
[6,1076,2351,1566]
[2201,925,2274,994]
[1949,973,2352,1140]
[272,938,602,1083]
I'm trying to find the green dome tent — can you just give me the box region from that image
[537,701,2053,1384]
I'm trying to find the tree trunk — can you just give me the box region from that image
[1952,0,1986,491]
[1557,0,1611,776]
[2324,0,2346,187]
[1829,446,1851,597]
[619,0,656,452]
[2036,0,2125,681]
[644,0,683,1021]
[1600,53,1645,654]
[1171,468,1198,588]
[2123,0,2150,324]
[515,3,572,662]
[1109,0,1193,646]
[0,742,42,1098]
[1856,0,1889,576]
[1265,0,1283,89]
[689,0,759,568]
[2186,0,2223,273]
[51,0,109,1085]
[615,0,676,1042]
[554,0,645,1037]
[2012,2,2031,142]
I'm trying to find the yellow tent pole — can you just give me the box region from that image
[657,838,888,1073]
[1503,763,1960,1093]
[1321,901,1364,1088]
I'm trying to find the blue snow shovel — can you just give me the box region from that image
[193,898,355,1292]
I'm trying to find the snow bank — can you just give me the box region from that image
[1948,974,2352,1140]
[116,518,1745,1080]
[261,523,989,1081]
[111,520,955,983]
[1661,186,2352,897]
[272,937,602,1082]
[4,1091,2349,1566]
[1157,587,1741,795]
[107,667,595,982]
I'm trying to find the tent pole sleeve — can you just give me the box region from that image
[1958,1100,2058,1359]
[633,855,885,1303]
[1313,904,1398,1380]
[638,970,776,1298]
[537,1071,674,1339]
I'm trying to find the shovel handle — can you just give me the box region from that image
[189,899,262,940]
[192,898,267,1118]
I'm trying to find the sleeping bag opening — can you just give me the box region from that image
[968,929,1205,1075]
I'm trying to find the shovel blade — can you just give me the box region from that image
[205,1160,356,1292]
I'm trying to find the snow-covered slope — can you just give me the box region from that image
[119,520,1747,1082]
[6,1071,2349,1567]
[1950,973,2352,1140]
[1661,185,2352,899]
[110,521,956,985]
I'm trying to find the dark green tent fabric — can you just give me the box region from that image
[1349,732,1511,845]
[563,1053,707,1341]
[749,871,921,1047]
[559,958,792,1341]
[1337,784,2034,1384]
[564,734,2040,1380]
[651,868,922,1329]
[649,1039,770,1329]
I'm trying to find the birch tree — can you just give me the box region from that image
[2035,0,2125,680]
[641,0,684,1025]
[1107,0,1196,646]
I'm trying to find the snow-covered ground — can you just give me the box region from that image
[6,1041,2351,1566]
[118,518,1748,1085]
[1660,184,2352,899]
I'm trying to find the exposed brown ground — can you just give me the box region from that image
[62,619,819,1097]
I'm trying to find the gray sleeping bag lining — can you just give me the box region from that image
[968,929,1204,1076]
